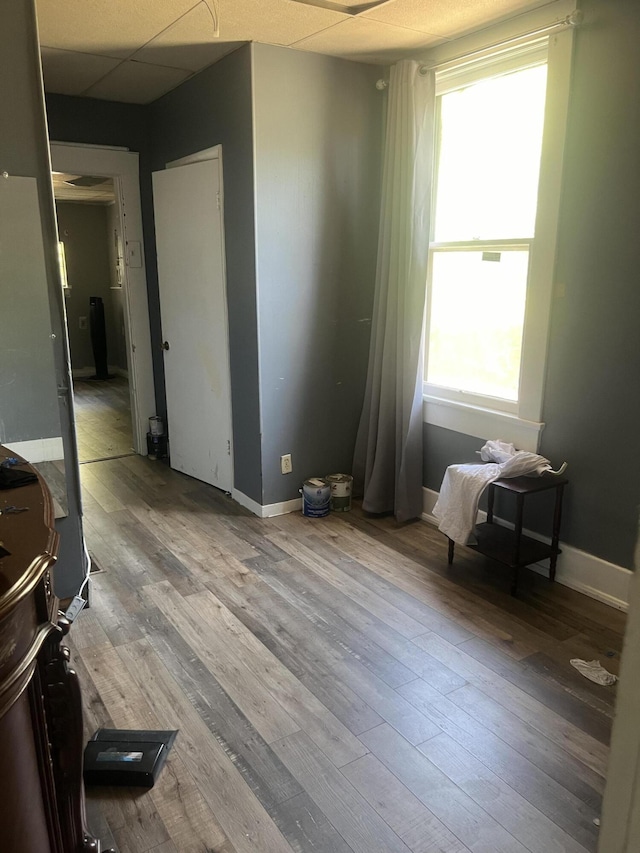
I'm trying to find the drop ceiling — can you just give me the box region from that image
[52,173,116,203]
[36,0,554,105]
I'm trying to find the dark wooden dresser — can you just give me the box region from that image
[0,446,107,852]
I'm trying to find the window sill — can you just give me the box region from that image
[423,394,544,452]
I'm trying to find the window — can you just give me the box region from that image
[57,241,70,291]
[423,32,573,451]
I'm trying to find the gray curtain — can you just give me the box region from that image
[353,61,435,522]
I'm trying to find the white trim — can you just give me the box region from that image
[422,487,631,611]
[436,38,548,94]
[5,437,65,463]
[50,143,155,457]
[423,396,544,452]
[214,149,235,490]
[598,568,640,851]
[50,141,128,152]
[232,488,301,518]
[166,147,221,168]
[420,1,576,67]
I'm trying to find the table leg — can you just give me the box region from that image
[511,494,525,596]
[487,484,495,524]
[513,495,524,565]
[511,568,519,596]
[447,538,454,565]
[550,483,565,582]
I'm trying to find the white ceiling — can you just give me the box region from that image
[36,0,553,105]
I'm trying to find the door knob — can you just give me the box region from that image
[161,341,170,351]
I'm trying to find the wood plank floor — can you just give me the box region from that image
[74,376,133,463]
[72,456,626,853]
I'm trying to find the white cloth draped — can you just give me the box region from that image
[433,440,554,545]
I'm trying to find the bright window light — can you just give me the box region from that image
[434,65,548,242]
[427,249,529,401]
[58,241,70,290]
[426,62,549,407]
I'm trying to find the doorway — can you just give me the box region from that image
[54,172,133,463]
[50,143,156,456]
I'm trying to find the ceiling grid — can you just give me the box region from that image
[36,0,556,104]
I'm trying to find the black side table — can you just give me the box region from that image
[447,473,568,595]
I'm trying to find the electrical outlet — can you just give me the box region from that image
[281,453,292,475]
[65,594,86,622]
[79,316,87,330]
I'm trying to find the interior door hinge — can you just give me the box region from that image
[227,440,231,455]
[216,191,221,211]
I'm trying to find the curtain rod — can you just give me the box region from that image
[375,9,582,89]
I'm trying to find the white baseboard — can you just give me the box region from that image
[4,437,65,464]
[232,489,301,518]
[72,365,128,379]
[422,487,631,612]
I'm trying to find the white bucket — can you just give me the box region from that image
[301,478,330,518]
[326,473,353,512]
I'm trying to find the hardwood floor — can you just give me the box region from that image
[72,455,626,853]
[74,376,133,463]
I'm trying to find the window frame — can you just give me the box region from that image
[423,29,574,452]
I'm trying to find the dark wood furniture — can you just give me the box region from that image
[0,445,109,852]
[447,473,568,595]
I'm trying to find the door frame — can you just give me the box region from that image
[50,142,155,454]
[158,144,235,491]
[598,540,640,852]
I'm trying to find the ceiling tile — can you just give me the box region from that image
[134,4,242,72]
[53,173,116,203]
[293,17,444,64]
[82,59,191,104]
[363,0,550,39]
[40,47,121,96]
[216,0,348,46]
[37,0,557,103]
[36,0,198,59]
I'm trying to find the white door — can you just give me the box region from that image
[152,158,233,491]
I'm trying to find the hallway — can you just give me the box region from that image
[73,376,133,463]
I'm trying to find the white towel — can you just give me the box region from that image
[480,439,552,476]
[570,659,618,686]
[433,462,501,545]
[433,440,554,545]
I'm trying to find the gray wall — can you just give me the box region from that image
[252,44,383,504]
[46,45,382,509]
[148,45,262,503]
[424,0,640,570]
[56,201,125,371]
[0,177,60,443]
[2,0,85,597]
